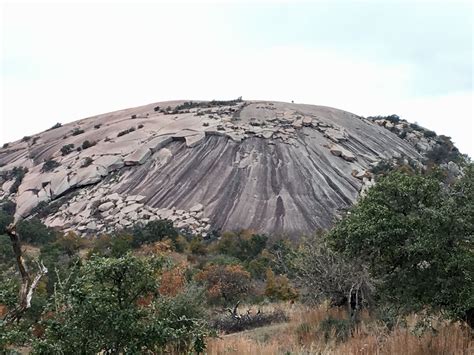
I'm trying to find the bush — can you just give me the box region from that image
[31,255,209,354]
[22,136,31,142]
[264,268,298,301]
[195,264,251,304]
[71,128,85,136]
[94,123,102,129]
[328,168,474,326]
[81,140,96,150]
[7,166,28,193]
[48,123,62,130]
[81,157,93,167]
[41,159,61,172]
[214,231,267,262]
[130,220,179,248]
[2,143,9,149]
[117,127,136,137]
[17,218,56,245]
[137,124,144,129]
[131,114,137,119]
[60,144,75,156]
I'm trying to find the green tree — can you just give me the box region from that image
[328,168,474,326]
[32,254,209,354]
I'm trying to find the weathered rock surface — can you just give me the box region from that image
[0,100,433,236]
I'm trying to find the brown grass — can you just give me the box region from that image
[206,303,474,354]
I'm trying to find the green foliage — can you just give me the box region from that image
[0,235,15,266]
[60,144,74,156]
[48,123,62,130]
[130,219,179,248]
[41,159,60,173]
[0,211,13,235]
[117,127,136,137]
[81,140,96,150]
[6,167,28,193]
[71,127,85,136]
[17,218,56,246]
[328,168,474,324]
[214,231,268,262]
[31,254,209,354]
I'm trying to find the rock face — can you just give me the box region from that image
[0,100,431,236]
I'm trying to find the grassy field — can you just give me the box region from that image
[207,303,473,354]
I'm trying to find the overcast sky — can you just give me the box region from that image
[2,0,473,156]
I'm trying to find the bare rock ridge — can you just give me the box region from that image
[0,100,445,237]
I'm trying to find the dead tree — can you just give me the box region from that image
[3,223,48,323]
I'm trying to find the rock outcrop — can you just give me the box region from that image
[1,100,436,237]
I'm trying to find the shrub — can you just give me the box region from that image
[81,157,93,167]
[328,169,474,326]
[21,136,31,142]
[117,127,136,137]
[81,140,96,150]
[2,143,9,149]
[41,158,61,172]
[264,268,298,301]
[31,255,210,354]
[130,220,179,248]
[7,166,28,193]
[60,144,75,156]
[214,231,267,262]
[48,123,62,130]
[17,218,56,245]
[137,124,144,129]
[94,124,102,129]
[423,129,436,138]
[71,128,85,136]
[195,264,251,304]
[154,106,160,112]
[131,114,137,119]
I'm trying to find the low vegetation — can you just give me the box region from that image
[0,163,472,353]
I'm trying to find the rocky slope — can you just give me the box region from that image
[0,99,454,237]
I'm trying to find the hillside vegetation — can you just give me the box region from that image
[1,160,472,354]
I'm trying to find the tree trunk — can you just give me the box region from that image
[3,223,48,323]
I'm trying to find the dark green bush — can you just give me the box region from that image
[48,123,62,130]
[71,128,85,136]
[41,158,61,172]
[81,140,96,150]
[130,219,179,248]
[17,218,56,245]
[60,144,75,156]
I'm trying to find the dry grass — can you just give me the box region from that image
[206,303,474,354]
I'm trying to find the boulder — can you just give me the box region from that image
[75,165,107,186]
[302,117,313,126]
[125,147,151,165]
[190,203,204,212]
[122,203,142,214]
[94,155,124,172]
[147,136,173,153]
[50,170,71,198]
[68,200,88,215]
[107,193,121,201]
[324,128,347,143]
[185,132,206,148]
[15,190,39,218]
[98,201,115,212]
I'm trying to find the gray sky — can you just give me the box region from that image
[2,0,473,156]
